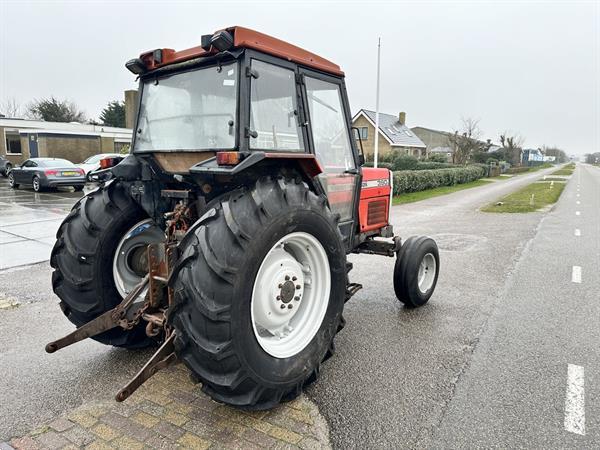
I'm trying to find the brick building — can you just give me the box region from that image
[0,118,132,166]
[352,110,427,160]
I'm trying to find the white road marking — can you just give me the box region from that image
[576,200,581,205]
[576,211,581,216]
[575,229,581,237]
[576,193,580,197]
[572,266,582,283]
[564,364,585,435]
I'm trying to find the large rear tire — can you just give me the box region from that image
[169,177,347,409]
[50,181,162,348]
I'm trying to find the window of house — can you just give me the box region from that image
[360,127,368,139]
[5,131,21,154]
[249,60,304,151]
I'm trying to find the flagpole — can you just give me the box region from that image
[374,37,381,169]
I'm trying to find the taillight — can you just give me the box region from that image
[77,168,85,176]
[216,151,242,166]
[45,170,58,176]
[100,157,119,169]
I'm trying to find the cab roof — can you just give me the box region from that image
[139,26,344,76]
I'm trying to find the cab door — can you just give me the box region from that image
[299,71,360,248]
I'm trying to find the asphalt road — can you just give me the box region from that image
[308,164,600,448]
[1,165,597,447]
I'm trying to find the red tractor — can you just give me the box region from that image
[46,27,439,409]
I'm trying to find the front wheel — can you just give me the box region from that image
[170,177,347,409]
[8,172,18,189]
[393,236,440,307]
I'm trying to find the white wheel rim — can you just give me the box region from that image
[251,231,331,359]
[418,253,436,294]
[33,178,39,191]
[112,219,165,298]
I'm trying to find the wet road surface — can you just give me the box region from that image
[0,177,82,270]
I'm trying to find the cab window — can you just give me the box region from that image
[304,77,354,171]
[249,60,304,151]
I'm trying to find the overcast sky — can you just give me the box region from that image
[1,0,598,155]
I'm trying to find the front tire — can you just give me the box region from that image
[170,177,347,409]
[50,181,163,348]
[8,172,18,188]
[393,236,440,307]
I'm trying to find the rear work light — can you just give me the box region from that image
[216,151,243,166]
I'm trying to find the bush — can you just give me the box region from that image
[415,161,456,170]
[362,161,394,170]
[426,153,448,163]
[392,166,485,195]
[390,154,419,170]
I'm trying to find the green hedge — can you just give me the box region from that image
[392,166,486,195]
[363,161,455,171]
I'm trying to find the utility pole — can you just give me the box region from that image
[374,37,381,168]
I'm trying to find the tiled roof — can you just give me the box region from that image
[356,109,426,148]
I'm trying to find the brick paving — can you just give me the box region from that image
[3,364,330,449]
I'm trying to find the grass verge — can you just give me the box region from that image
[552,168,574,176]
[481,181,566,213]
[393,179,493,205]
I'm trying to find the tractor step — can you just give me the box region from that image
[115,332,177,402]
[345,282,363,302]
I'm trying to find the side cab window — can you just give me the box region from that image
[303,76,357,223]
[249,59,304,151]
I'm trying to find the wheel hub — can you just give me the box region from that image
[251,232,330,359]
[113,219,165,298]
[279,280,296,303]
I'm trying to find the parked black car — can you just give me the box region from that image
[8,158,86,192]
[0,155,12,177]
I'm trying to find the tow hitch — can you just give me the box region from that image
[45,240,180,401]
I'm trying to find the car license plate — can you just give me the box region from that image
[61,171,78,176]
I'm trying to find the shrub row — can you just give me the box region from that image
[392,166,486,195]
[363,160,455,171]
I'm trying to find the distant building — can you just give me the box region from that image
[429,146,454,162]
[410,127,453,154]
[352,110,427,160]
[522,148,544,166]
[0,118,132,166]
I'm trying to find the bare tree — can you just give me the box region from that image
[541,145,568,163]
[447,117,483,164]
[0,97,23,118]
[499,132,525,165]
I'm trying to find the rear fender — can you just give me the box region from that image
[189,151,324,192]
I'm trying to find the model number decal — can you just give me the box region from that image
[362,179,390,189]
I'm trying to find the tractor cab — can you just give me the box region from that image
[127,26,381,249]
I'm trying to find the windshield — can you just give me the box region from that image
[134,62,238,152]
[41,159,74,167]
